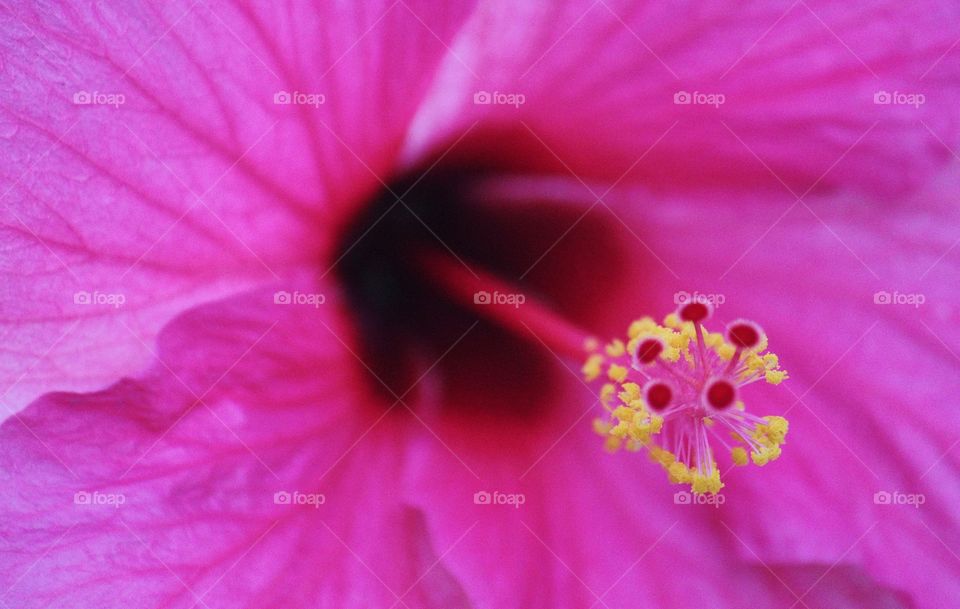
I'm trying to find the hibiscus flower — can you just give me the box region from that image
[2,1,959,608]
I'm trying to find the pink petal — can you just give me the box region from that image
[411,0,960,195]
[0,283,467,608]
[0,0,476,412]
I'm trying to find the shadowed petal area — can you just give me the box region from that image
[409,0,960,196]
[0,0,477,412]
[0,281,470,609]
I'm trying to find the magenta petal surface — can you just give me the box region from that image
[0,282,474,608]
[1,0,959,607]
[413,0,960,195]
[0,0,476,412]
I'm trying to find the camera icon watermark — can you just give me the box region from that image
[473,490,525,508]
[273,490,326,508]
[673,490,725,507]
[274,290,326,308]
[473,290,525,308]
[873,490,925,508]
[273,90,326,107]
[673,90,725,107]
[873,290,924,308]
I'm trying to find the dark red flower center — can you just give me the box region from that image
[334,145,633,419]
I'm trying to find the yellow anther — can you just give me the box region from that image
[593,418,613,435]
[761,416,789,443]
[765,369,787,385]
[604,435,623,452]
[600,383,617,409]
[608,363,628,383]
[668,461,692,484]
[745,353,765,371]
[648,446,673,465]
[628,317,657,339]
[618,382,641,404]
[662,346,681,362]
[667,332,687,347]
[750,416,789,465]
[755,333,769,352]
[582,354,604,381]
[691,468,723,494]
[605,340,626,357]
[585,306,789,495]
[751,445,781,465]
[625,439,644,452]
[731,446,748,466]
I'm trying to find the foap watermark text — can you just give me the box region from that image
[274,290,326,307]
[474,490,525,508]
[274,490,326,508]
[74,291,125,308]
[674,290,725,308]
[474,290,525,308]
[473,91,525,107]
[73,90,125,107]
[274,90,325,107]
[674,490,725,507]
[874,290,924,308]
[674,90,725,107]
[874,90,925,108]
[74,490,126,508]
[874,490,925,508]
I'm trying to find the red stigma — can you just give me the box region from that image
[644,381,673,411]
[704,378,736,410]
[679,301,712,323]
[727,320,762,349]
[635,338,664,364]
